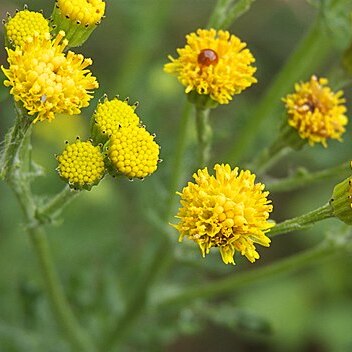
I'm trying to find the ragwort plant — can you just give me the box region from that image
[1,0,352,351]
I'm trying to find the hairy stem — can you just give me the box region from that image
[37,186,80,223]
[196,107,212,167]
[28,226,95,352]
[269,203,334,237]
[266,162,351,193]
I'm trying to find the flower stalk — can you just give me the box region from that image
[269,203,334,237]
[1,108,93,351]
[156,239,341,307]
[266,162,351,193]
[0,105,32,180]
[37,186,80,224]
[28,226,96,352]
[249,123,305,174]
[195,107,212,167]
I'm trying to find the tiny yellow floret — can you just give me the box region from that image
[283,76,348,147]
[57,0,105,25]
[94,97,140,137]
[1,31,99,123]
[57,139,105,188]
[164,28,257,104]
[108,125,160,179]
[5,10,50,48]
[171,164,273,265]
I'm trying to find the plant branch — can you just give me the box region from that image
[156,239,340,307]
[266,162,350,193]
[269,203,334,237]
[195,107,212,168]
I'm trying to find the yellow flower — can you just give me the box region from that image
[283,76,348,147]
[1,31,99,123]
[172,164,273,265]
[56,0,105,26]
[93,96,140,139]
[4,9,50,48]
[164,28,257,104]
[108,125,160,179]
[57,138,105,189]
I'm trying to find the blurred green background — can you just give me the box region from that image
[1,0,352,351]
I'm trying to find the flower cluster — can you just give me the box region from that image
[93,96,160,179]
[164,28,257,105]
[56,96,160,189]
[2,31,98,123]
[283,76,348,147]
[172,164,273,264]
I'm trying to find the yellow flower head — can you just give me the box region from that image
[56,0,105,26]
[164,28,257,104]
[283,76,348,147]
[93,96,140,138]
[4,9,50,48]
[172,164,273,265]
[57,138,105,189]
[2,31,99,123]
[108,125,160,179]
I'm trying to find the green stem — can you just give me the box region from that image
[28,226,95,352]
[37,186,80,223]
[104,104,194,351]
[208,0,256,29]
[267,162,351,193]
[249,124,306,174]
[227,17,333,163]
[0,108,32,180]
[156,240,338,307]
[269,203,334,237]
[9,178,95,351]
[195,107,212,167]
[3,108,94,351]
[165,101,193,219]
